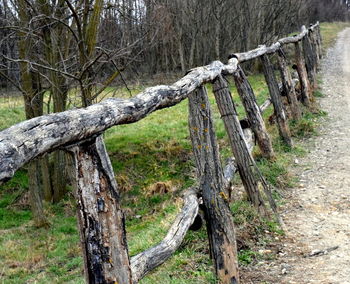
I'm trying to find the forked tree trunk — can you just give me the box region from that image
[212,75,267,214]
[68,136,132,284]
[277,48,302,121]
[233,65,275,159]
[188,86,239,284]
[260,54,292,147]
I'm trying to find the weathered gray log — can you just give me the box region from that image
[294,41,311,106]
[277,48,302,120]
[130,188,198,283]
[229,43,281,63]
[230,22,320,63]
[260,54,292,147]
[309,28,320,69]
[188,85,240,284]
[278,29,308,45]
[302,30,317,89]
[233,65,275,159]
[212,75,267,214]
[0,59,239,184]
[316,23,323,59]
[68,136,132,284]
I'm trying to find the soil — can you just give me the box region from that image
[242,28,350,284]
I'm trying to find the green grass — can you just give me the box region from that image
[0,21,346,283]
[320,22,350,50]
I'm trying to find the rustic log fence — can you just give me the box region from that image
[0,22,322,283]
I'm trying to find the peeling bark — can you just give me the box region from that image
[68,136,132,284]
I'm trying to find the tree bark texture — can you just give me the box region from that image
[28,158,49,227]
[52,150,68,203]
[212,75,267,214]
[294,41,311,106]
[233,65,275,159]
[260,54,292,147]
[69,136,132,284]
[277,48,302,121]
[188,85,239,284]
[0,60,239,184]
[130,189,198,283]
[309,29,320,70]
[302,33,317,89]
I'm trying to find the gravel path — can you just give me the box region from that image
[244,28,350,284]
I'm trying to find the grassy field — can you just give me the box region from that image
[0,22,347,283]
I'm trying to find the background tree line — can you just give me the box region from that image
[0,0,348,226]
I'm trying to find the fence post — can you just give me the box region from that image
[316,23,322,59]
[302,31,317,89]
[188,85,239,284]
[294,41,311,106]
[260,54,292,147]
[212,75,268,214]
[309,28,320,69]
[277,48,302,121]
[68,136,132,284]
[233,65,275,159]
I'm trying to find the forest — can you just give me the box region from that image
[0,0,349,283]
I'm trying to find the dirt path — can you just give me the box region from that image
[245,28,350,284]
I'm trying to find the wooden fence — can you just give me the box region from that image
[0,22,322,284]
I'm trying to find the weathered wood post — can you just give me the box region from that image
[277,48,302,120]
[68,136,132,284]
[302,29,317,89]
[294,40,311,106]
[260,54,292,147]
[309,27,320,69]
[316,23,322,59]
[212,75,267,214]
[232,65,275,160]
[188,85,239,284]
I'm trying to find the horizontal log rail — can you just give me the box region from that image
[229,23,318,62]
[0,21,321,284]
[0,59,238,183]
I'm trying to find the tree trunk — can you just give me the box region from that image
[212,75,267,214]
[277,48,302,121]
[17,0,48,226]
[69,136,132,284]
[52,150,68,202]
[260,54,292,147]
[40,155,53,202]
[188,85,240,284]
[28,158,49,228]
[233,65,275,159]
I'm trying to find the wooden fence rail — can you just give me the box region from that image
[0,22,321,283]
